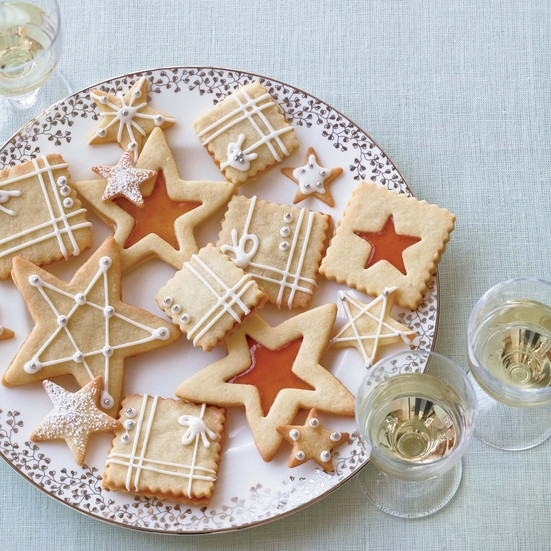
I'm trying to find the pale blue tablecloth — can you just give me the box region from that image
[1,1,550,549]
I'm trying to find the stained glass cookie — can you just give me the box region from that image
[103,395,226,505]
[156,244,267,351]
[216,195,331,309]
[193,81,299,185]
[320,182,456,309]
[0,154,92,280]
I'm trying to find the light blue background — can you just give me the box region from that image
[1,1,550,549]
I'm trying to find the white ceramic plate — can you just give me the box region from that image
[0,67,438,533]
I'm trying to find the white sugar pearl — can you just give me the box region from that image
[125,407,137,418]
[162,296,173,307]
[320,450,331,463]
[330,431,342,442]
[309,417,320,429]
[289,429,300,441]
[295,450,305,461]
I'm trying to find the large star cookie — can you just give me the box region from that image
[1,238,180,417]
[76,128,236,272]
[175,303,355,462]
[276,408,349,471]
[320,182,455,309]
[331,288,416,368]
[281,147,343,207]
[30,377,120,465]
[0,154,92,280]
[87,76,176,162]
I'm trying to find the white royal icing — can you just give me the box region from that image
[292,154,331,195]
[0,157,91,260]
[22,255,170,410]
[223,133,258,171]
[330,288,416,368]
[106,397,217,497]
[220,196,317,309]
[197,87,293,170]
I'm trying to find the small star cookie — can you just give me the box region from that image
[92,151,156,207]
[331,288,416,368]
[30,377,120,466]
[281,147,342,207]
[277,408,349,471]
[88,76,176,161]
[0,325,14,340]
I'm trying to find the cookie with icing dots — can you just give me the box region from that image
[87,76,176,162]
[193,81,299,186]
[175,304,355,462]
[156,244,267,352]
[276,408,349,472]
[30,376,120,466]
[103,394,226,504]
[216,194,331,309]
[1,237,181,418]
[281,147,343,207]
[76,128,236,273]
[320,181,456,309]
[0,154,93,280]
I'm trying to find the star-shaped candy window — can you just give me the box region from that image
[175,304,355,462]
[30,377,120,465]
[354,216,421,275]
[276,408,349,471]
[1,238,180,417]
[76,128,235,272]
[331,288,416,368]
[87,76,176,161]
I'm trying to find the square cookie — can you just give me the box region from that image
[193,82,299,185]
[103,395,226,505]
[156,244,267,351]
[0,154,92,280]
[216,195,331,309]
[320,182,455,309]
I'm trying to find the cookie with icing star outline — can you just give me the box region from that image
[87,76,176,162]
[1,237,181,418]
[103,394,225,504]
[0,154,93,280]
[320,181,455,309]
[156,244,267,352]
[175,303,355,462]
[193,81,299,185]
[76,128,236,273]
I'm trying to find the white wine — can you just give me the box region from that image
[471,299,551,395]
[359,373,467,464]
[0,2,59,97]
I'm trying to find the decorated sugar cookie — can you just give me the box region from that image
[156,244,267,351]
[0,154,92,280]
[76,128,236,273]
[1,238,180,418]
[217,195,330,309]
[30,377,120,466]
[320,182,455,309]
[281,147,343,207]
[88,76,176,161]
[175,304,355,462]
[193,81,299,185]
[331,288,416,368]
[103,395,225,504]
[276,408,349,471]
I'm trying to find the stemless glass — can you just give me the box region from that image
[355,349,477,518]
[0,0,70,140]
[467,278,551,450]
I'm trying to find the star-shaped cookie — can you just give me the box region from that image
[0,324,14,340]
[1,238,180,417]
[87,76,176,161]
[76,128,236,272]
[92,151,156,206]
[330,288,416,368]
[30,377,120,465]
[175,303,355,462]
[281,147,342,207]
[276,408,349,471]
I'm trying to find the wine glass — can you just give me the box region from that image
[355,349,477,518]
[0,0,70,142]
[467,278,551,450]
